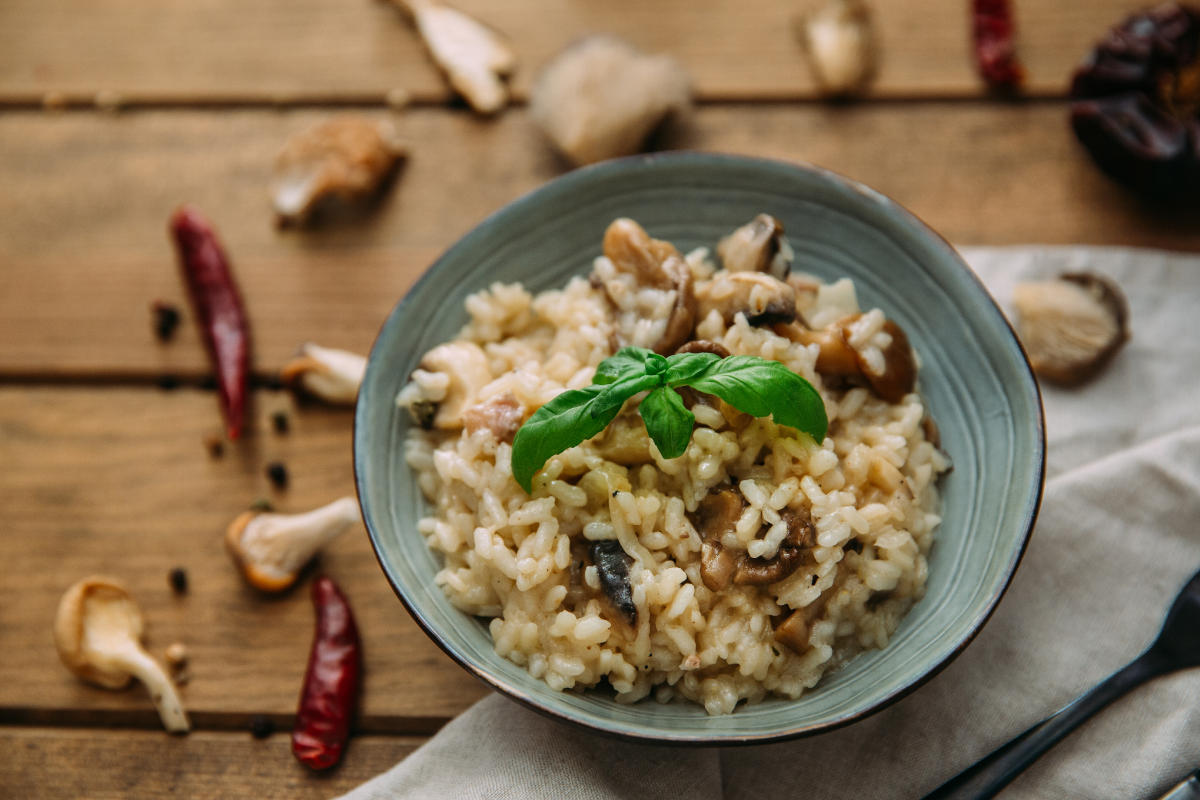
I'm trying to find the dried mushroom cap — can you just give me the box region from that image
[716,214,791,279]
[795,0,877,97]
[280,342,367,405]
[272,116,406,226]
[530,35,691,166]
[54,576,190,733]
[226,497,360,592]
[398,0,516,114]
[697,272,798,326]
[1013,272,1130,385]
[599,218,697,355]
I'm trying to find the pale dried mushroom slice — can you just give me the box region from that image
[417,341,493,429]
[398,0,516,114]
[1013,272,1130,385]
[272,116,407,226]
[54,576,190,733]
[226,497,360,592]
[716,214,792,279]
[280,342,367,405]
[795,0,877,98]
[530,35,691,166]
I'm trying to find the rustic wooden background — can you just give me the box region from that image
[2,0,1197,796]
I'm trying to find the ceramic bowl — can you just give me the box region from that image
[354,152,1045,743]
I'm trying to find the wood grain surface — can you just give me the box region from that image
[2,104,1196,378]
[1,727,423,798]
[0,386,488,729]
[0,0,1150,103]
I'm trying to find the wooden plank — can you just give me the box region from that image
[0,386,489,728]
[0,0,1153,103]
[1,104,1197,378]
[1,727,422,798]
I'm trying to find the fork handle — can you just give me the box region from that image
[921,651,1169,800]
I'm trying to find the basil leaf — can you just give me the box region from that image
[594,347,654,385]
[638,386,694,459]
[664,351,721,386]
[684,356,828,443]
[510,372,660,492]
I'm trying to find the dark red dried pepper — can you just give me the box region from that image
[169,206,251,440]
[972,0,1025,90]
[292,576,361,771]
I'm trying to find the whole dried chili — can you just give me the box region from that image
[972,0,1024,90]
[169,206,251,440]
[292,576,361,771]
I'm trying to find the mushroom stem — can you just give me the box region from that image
[280,343,366,405]
[117,645,191,733]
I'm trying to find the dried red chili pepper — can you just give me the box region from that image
[972,0,1024,89]
[292,576,362,771]
[1069,3,1200,195]
[169,206,251,440]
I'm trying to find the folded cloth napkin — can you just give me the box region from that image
[340,247,1200,800]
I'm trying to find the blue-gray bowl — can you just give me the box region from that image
[354,152,1045,743]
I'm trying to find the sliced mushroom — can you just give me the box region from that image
[697,272,798,326]
[795,0,877,98]
[418,341,493,429]
[716,214,790,279]
[395,0,516,114]
[226,497,360,593]
[272,116,406,226]
[775,313,916,402]
[733,508,815,586]
[700,540,739,592]
[693,489,745,592]
[1012,272,1130,386]
[674,340,731,358]
[462,392,525,443]
[529,35,691,166]
[589,540,637,626]
[773,609,810,654]
[280,343,366,405]
[597,218,697,355]
[55,577,190,733]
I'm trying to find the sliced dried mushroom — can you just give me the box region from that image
[280,342,366,405]
[462,392,525,443]
[1013,272,1130,385]
[674,340,732,358]
[596,218,697,355]
[795,0,877,98]
[272,116,406,226]
[692,490,815,589]
[417,341,493,429]
[589,540,637,626]
[733,508,815,586]
[396,0,516,114]
[226,497,360,592]
[775,313,916,402]
[773,609,810,654]
[530,35,691,166]
[697,272,798,326]
[717,214,791,279]
[55,576,190,733]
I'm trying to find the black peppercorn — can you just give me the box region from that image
[151,301,182,342]
[249,714,275,739]
[266,462,289,489]
[168,567,189,594]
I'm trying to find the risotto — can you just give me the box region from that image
[398,215,949,715]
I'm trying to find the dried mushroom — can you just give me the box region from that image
[272,116,406,226]
[692,489,815,589]
[280,343,367,405]
[462,392,525,443]
[589,540,637,626]
[595,218,697,355]
[1069,4,1200,195]
[530,35,691,166]
[795,0,877,97]
[776,313,916,402]
[697,272,798,326]
[226,497,360,592]
[717,214,791,279]
[416,341,493,429]
[733,508,815,586]
[397,0,516,114]
[1013,272,1130,385]
[54,576,190,733]
[773,609,811,653]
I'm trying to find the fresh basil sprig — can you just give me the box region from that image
[510,346,828,492]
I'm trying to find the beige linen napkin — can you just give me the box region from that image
[341,247,1200,800]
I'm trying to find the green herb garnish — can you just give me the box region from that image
[510,346,828,492]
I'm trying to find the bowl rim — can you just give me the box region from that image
[354,150,1046,744]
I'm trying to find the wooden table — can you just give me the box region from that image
[1,1,1196,796]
